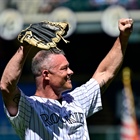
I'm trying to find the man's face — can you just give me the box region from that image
[47,54,74,93]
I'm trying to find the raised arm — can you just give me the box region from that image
[93,18,133,93]
[0,45,32,116]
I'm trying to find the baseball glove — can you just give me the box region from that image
[17,20,70,50]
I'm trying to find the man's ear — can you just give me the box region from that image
[42,70,49,80]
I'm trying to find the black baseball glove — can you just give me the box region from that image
[18,20,69,50]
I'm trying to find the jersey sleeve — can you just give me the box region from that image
[69,78,102,118]
[3,89,32,139]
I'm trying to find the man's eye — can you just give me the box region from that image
[63,67,68,70]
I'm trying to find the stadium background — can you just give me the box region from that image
[0,0,140,139]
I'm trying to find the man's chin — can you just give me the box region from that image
[64,86,72,92]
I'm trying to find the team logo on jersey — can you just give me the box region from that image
[40,112,84,126]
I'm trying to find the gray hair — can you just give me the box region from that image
[31,48,65,76]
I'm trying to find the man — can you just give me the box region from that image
[0,18,133,140]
